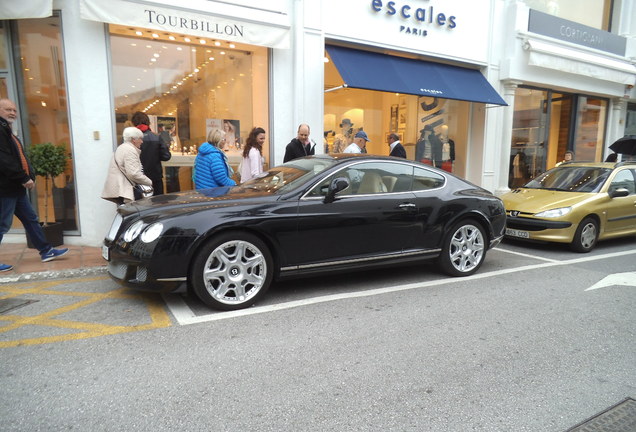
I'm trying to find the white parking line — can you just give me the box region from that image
[164,249,636,325]
[494,246,561,263]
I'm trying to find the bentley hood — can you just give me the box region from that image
[127,185,281,214]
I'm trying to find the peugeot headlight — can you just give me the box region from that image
[140,222,164,243]
[535,207,571,218]
[123,220,146,242]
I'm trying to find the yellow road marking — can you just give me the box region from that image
[0,276,171,348]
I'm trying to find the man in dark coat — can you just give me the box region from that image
[0,98,68,271]
[387,133,406,158]
[283,123,315,163]
[132,112,171,195]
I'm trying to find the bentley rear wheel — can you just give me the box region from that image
[439,219,486,277]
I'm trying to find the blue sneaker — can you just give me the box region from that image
[0,263,13,272]
[41,248,69,263]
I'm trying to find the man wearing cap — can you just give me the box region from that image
[344,130,370,153]
[333,118,354,153]
[283,123,315,163]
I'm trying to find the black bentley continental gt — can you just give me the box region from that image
[103,155,505,310]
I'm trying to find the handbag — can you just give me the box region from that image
[133,184,154,200]
[114,157,153,200]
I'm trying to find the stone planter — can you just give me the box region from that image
[26,222,64,249]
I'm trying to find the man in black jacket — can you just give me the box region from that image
[132,112,171,195]
[283,123,315,163]
[0,99,68,271]
[387,133,406,158]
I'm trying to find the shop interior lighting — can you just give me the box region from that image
[116,25,248,114]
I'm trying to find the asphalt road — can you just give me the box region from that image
[1,237,635,431]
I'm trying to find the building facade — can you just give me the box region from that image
[1,0,634,247]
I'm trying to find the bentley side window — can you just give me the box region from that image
[307,161,414,197]
[412,167,445,191]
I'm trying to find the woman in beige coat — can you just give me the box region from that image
[101,127,152,205]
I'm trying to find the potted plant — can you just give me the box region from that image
[27,143,69,247]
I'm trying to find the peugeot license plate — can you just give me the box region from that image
[102,245,109,261]
[506,228,530,239]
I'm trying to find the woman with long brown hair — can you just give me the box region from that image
[240,127,266,182]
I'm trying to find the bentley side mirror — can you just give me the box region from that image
[324,177,350,203]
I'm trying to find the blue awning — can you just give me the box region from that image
[326,45,507,106]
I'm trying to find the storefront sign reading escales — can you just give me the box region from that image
[370,0,456,37]
[145,9,244,38]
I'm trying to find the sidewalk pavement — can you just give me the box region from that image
[0,243,107,283]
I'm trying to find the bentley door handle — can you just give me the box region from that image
[398,203,416,209]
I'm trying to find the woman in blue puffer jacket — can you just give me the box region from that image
[193,129,236,189]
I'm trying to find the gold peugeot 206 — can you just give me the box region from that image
[501,161,636,252]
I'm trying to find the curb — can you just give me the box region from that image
[0,266,108,284]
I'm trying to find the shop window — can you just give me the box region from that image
[13,15,77,231]
[0,22,7,70]
[510,86,608,188]
[511,88,549,187]
[522,0,612,30]
[109,26,269,192]
[324,52,470,177]
[574,97,607,162]
[624,103,636,135]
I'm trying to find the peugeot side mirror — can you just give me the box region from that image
[609,187,630,198]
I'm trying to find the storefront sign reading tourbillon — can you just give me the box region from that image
[79,0,290,49]
[370,0,457,37]
[144,9,244,39]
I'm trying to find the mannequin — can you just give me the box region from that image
[332,118,354,153]
[416,125,443,166]
[438,125,455,172]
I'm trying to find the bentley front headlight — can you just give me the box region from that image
[140,222,164,243]
[123,220,146,242]
[535,207,571,218]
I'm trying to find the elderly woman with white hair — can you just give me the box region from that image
[102,126,153,205]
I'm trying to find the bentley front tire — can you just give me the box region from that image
[191,232,273,311]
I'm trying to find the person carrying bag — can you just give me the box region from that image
[102,127,153,205]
